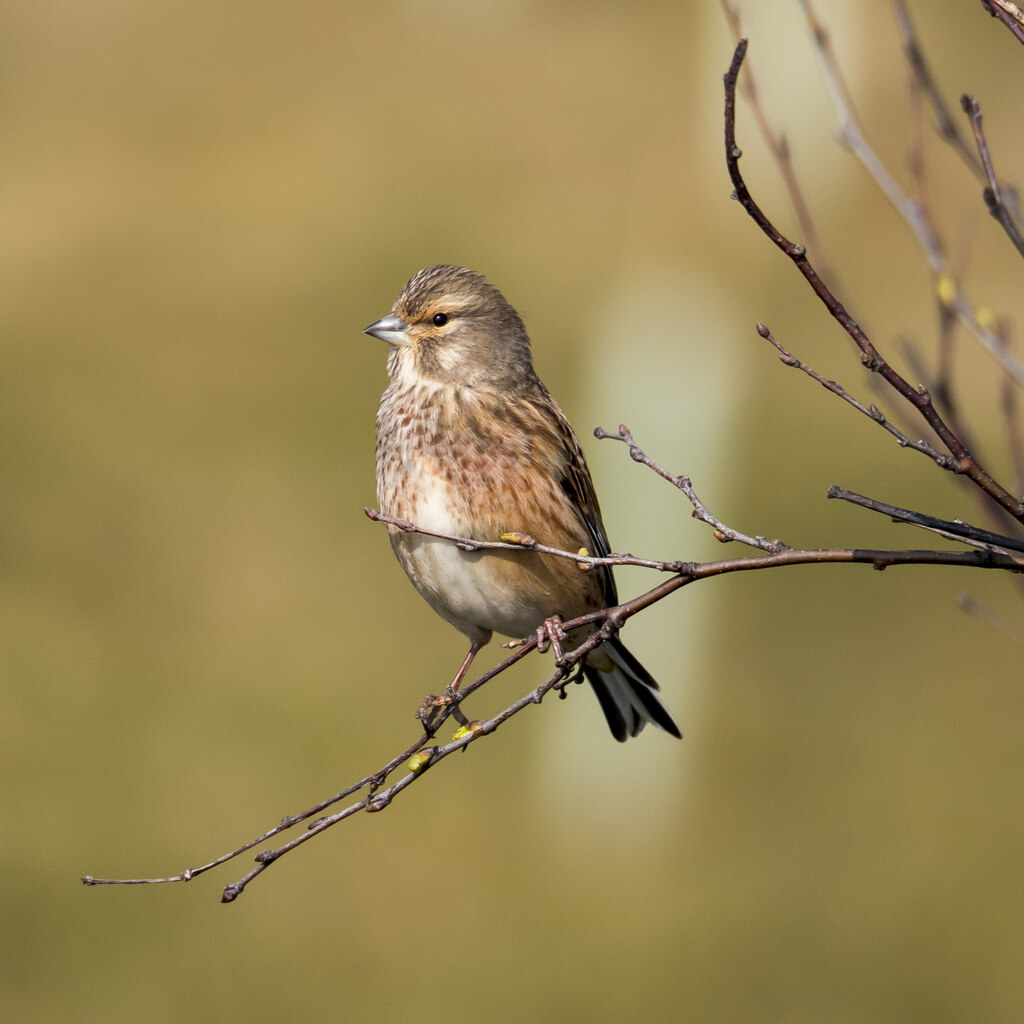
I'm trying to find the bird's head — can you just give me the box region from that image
[364,265,537,393]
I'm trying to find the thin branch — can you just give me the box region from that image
[364,507,688,573]
[828,485,1024,554]
[797,0,1024,389]
[981,0,1024,45]
[723,39,1024,524]
[79,730,438,887]
[903,33,937,254]
[799,0,939,262]
[961,94,1024,259]
[718,0,830,274]
[594,424,790,553]
[896,331,1024,555]
[758,323,952,466]
[83,538,1022,902]
[890,0,984,176]
[894,0,1023,233]
[897,327,972,479]
[893,8,963,429]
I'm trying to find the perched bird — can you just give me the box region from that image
[364,265,680,742]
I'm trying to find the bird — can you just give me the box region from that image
[364,265,681,742]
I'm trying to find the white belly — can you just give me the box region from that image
[390,478,559,642]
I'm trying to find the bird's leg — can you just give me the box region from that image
[417,641,481,732]
[448,640,483,693]
[536,616,567,665]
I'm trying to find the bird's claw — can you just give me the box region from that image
[536,616,567,664]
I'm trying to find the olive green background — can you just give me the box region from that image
[4,2,1023,1021]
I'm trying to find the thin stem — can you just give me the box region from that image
[961,94,1024,260]
[798,0,1024,388]
[723,39,1024,524]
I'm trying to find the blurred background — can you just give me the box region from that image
[3,1,1023,1020]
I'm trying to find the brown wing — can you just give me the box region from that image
[540,395,619,608]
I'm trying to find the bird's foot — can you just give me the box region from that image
[417,690,469,731]
[536,616,567,664]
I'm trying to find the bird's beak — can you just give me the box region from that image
[363,313,412,347]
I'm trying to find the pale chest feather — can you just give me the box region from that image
[374,379,602,639]
[375,379,547,531]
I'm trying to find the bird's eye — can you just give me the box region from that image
[431,312,449,327]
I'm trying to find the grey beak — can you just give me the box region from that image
[363,313,411,346]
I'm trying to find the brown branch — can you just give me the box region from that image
[961,94,1024,259]
[981,0,1024,45]
[757,323,952,467]
[363,507,688,573]
[723,39,1024,525]
[593,424,790,553]
[895,0,1023,236]
[894,0,1023,232]
[828,486,1024,554]
[798,0,1024,389]
[81,423,1024,902]
[897,326,967,458]
[82,539,1023,901]
[890,0,984,176]
[718,0,829,274]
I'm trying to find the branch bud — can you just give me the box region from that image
[936,273,957,309]
[406,749,435,773]
[500,532,535,546]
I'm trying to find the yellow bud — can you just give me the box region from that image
[500,531,535,545]
[576,547,591,571]
[936,273,957,309]
[976,305,996,332]
[452,720,485,742]
[407,749,434,773]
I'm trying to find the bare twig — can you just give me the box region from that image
[594,424,790,553]
[797,0,1024,389]
[981,0,1024,46]
[758,323,951,466]
[898,328,1024,556]
[903,37,936,253]
[897,325,973,479]
[724,39,1024,524]
[961,94,1024,259]
[896,0,1024,239]
[364,507,688,573]
[828,485,1024,554]
[718,0,829,274]
[890,0,984,176]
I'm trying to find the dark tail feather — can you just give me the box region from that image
[583,637,682,742]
